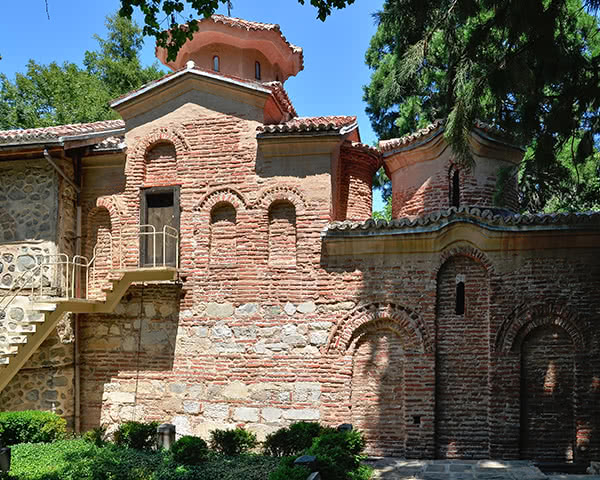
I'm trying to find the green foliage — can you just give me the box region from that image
[83,426,109,448]
[118,0,355,62]
[0,411,66,446]
[171,436,208,465]
[0,13,163,130]
[365,0,600,212]
[267,457,310,480]
[114,421,159,451]
[263,422,331,457]
[209,427,257,455]
[9,439,281,480]
[307,430,367,480]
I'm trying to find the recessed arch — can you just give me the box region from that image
[326,302,431,355]
[209,202,237,265]
[268,200,296,267]
[495,302,587,354]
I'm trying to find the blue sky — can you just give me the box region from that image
[0,0,386,209]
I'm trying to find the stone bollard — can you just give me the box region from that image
[157,424,176,450]
[0,447,10,473]
[337,423,353,432]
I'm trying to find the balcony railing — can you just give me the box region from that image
[0,226,179,310]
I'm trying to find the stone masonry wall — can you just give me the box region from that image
[0,157,77,425]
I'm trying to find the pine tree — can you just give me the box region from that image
[365,0,600,214]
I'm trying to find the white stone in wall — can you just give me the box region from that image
[206,302,234,318]
[223,381,249,400]
[294,383,321,403]
[282,409,320,421]
[233,407,259,422]
[172,415,192,437]
[297,301,317,314]
[183,401,200,414]
[204,403,229,420]
[261,407,282,423]
[284,302,297,316]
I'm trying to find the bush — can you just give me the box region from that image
[171,436,209,465]
[264,422,331,457]
[9,439,282,480]
[114,421,159,451]
[307,430,367,480]
[0,410,67,446]
[268,457,310,480]
[209,428,257,455]
[83,425,108,447]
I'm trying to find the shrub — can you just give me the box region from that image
[268,457,310,480]
[307,430,367,480]
[0,410,67,446]
[114,421,159,451]
[171,436,209,465]
[209,427,257,455]
[83,425,108,447]
[264,422,330,457]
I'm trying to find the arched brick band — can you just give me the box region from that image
[495,302,587,353]
[436,244,495,277]
[197,188,248,214]
[126,127,190,177]
[326,302,432,354]
[254,185,307,214]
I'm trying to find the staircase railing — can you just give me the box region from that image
[0,225,179,311]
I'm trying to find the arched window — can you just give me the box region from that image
[450,169,460,208]
[255,61,261,80]
[213,55,220,72]
[268,201,296,266]
[210,203,236,265]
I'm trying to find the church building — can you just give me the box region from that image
[0,15,599,462]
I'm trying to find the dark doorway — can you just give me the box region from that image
[140,186,180,267]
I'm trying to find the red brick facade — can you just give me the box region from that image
[1,15,600,464]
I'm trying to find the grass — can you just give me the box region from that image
[6,439,282,480]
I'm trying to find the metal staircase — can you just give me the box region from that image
[0,225,179,392]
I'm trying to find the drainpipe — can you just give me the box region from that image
[73,151,82,434]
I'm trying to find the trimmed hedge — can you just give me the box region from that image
[0,411,66,446]
[209,428,257,456]
[171,436,209,465]
[263,422,333,457]
[114,421,159,451]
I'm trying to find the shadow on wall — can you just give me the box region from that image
[78,284,181,432]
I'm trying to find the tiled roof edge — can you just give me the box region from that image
[325,207,600,236]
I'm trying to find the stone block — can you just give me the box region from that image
[233,407,259,422]
[297,301,316,314]
[261,407,282,423]
[206,302,234,318]
[282,409,320,421]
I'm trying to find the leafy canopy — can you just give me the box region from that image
[365,0,600,213]
[118,0,356,62]
[0,13,163,129]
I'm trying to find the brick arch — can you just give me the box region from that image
[255,185,308,214]
[435,244,495,278]
[125,127,190,177]
[495,302,587,353]
[197,188,247,215]
[326,302,432,354]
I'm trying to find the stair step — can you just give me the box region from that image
[30,303,57,312]
[8,335,29,345]
[8,325,36,334]
[25,312,47,323]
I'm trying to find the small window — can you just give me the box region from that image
[255,61,261,80]
[213,56,220,72]
[455,281,465,315]
[451,169,460,208]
